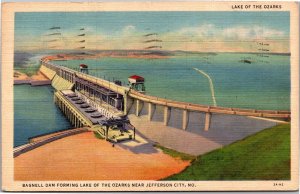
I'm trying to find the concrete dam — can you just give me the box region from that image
[14,55,291,156]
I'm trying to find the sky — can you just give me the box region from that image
[15,11,290,53]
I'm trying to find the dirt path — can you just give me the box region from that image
[14,132,190,180]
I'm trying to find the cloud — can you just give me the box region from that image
[177,24,217,38]
[222,25,286,40]
[15,23,289,53]
[157,24,289,52]
[122,25,136,35]
[176,24,286,40]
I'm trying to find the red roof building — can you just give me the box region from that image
[80,64,88,68]
[128,75,144,83]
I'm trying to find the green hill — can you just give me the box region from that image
[164,124,290,180]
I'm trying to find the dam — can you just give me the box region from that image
[14,55,291,156]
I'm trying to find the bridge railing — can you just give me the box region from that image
[41,60,128,95]
[129,90,290,118]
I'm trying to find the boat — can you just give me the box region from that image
[239,59,252,64]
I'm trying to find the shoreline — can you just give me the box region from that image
[14,70,51,85]
[41,51,171,62]
[14,51,171,79]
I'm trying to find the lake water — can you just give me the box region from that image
[14,85,72,147]
[55,53,290,110]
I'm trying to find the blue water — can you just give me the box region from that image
[55,53,290,110]
[14,85,72,147]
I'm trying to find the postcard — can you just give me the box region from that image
[1,1,299,191]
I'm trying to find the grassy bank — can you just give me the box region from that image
[164,124,290,180]
[14,66,40,76]
[154,144,196,161]
[93,131,105,139]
